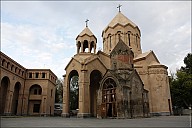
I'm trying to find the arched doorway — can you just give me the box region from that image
[68,70,79,116]
[11,82,21,115]
[28,84,42,115]
[90,70,102,117]
[0,76,10,115]
[102,78,117,117]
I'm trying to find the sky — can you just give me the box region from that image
[1,1,191,78]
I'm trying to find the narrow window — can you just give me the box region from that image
[11,65,14,71]
[7,62,10,69]
[15,67,17,73]
[128,33,131,46]
[118,33,121,41]
[136,35,138,48]
[42,73,46,78]
[29,73,32,78]
[35,73,39,78]
[109,36,112,49]
[51,89,53,97]
[2,59,5,66]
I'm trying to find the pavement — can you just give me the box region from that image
[0,115,191,127]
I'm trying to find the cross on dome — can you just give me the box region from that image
[117,4,122,12]
[85,19,89,27]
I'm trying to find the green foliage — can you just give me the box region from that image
[70,76,79,110]
[170,53,192,109]
[55,78,63,103]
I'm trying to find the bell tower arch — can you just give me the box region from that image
[76,19,97,54]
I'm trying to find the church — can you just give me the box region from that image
[62,7,172,118]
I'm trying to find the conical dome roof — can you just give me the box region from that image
[109,12,137,27]
[103,12,138,33]
[76,27,95,40]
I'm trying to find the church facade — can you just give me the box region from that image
[62,11,172,118]
[0,52,57,116]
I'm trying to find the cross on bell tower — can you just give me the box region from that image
[117,4,122,12]
[85,19,89,27]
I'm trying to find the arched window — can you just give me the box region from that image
[102,78,117,117]
[83,40,88,52]
[11,65,14,71]
[7,62,10,69]
[102,78,117,103]
[15,67,17,73]
[30,84,42,95]
[2,59,6,66]
[109,36,112,49]
[117,31,121,41]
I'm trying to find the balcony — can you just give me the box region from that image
[29,95,42,100]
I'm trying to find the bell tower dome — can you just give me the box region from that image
[76,20,97,54]
[102,6,142,57]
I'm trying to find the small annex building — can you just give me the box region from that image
[0,52,57,116]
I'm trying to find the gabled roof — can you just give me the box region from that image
[65,53,108,70]
[110,39,133,56]
[133,50,159,63]
[129,69,144,85]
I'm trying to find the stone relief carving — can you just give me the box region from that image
[138,69,168,75]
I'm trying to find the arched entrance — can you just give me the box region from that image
[11,82,21,115]
[28,84,42,115]
[68,70,79,116]
[0,76,10,115]
[102,78,117,118]
[90,70,102,117]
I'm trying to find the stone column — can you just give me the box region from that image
[4,91,13,115]
[77,69,90,118]
[81,42,84,53]
[76,42,80,54]
[62,75,70,117]
[94,44,96,54]
[88,41,91,53]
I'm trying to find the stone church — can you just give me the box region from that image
[62,9,172,118]
[0,52,57,116]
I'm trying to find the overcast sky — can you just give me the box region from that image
[1,1,191,78]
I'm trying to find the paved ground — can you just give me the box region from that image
[0,115,191,127]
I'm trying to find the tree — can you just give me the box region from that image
[69,76,79,110]
[55,78,63,103]
[170,53,192,109]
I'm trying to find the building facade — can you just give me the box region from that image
[0,52,57,116]
[62,11,172,118]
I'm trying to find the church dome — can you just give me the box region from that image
[102,11,142,56]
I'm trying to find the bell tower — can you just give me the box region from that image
[76,19,97,54]
[102,5,142,57]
